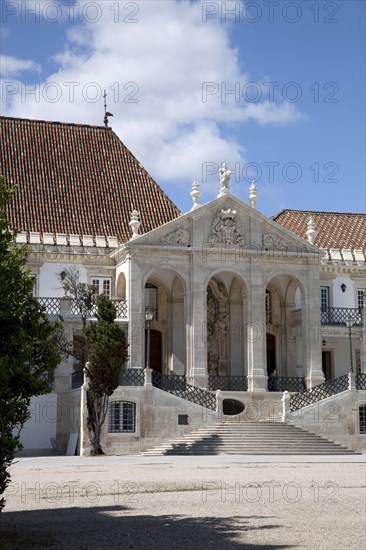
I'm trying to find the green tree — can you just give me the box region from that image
[0,176,61,511]
[56,267,128,456]
[84,295,128,455]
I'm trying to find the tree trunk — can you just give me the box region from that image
[86,390,108,455]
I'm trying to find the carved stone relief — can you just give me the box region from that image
[208,209,245,247]
[263,232,306,252]
[207,282,229,375]
[161,228,189,245]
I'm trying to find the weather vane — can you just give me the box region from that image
[103,90,113,128]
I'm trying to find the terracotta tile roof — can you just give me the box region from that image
[0,116,181,243]
[272,209,366,249]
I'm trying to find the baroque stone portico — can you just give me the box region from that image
[114,177,324,392]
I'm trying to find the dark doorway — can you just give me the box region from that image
[266,333,276,376]
[145,329,162,372]
[322,351,332,380]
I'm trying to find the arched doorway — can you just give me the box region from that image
[266,333,276,376]
[206,272,246,377]
[144,269,186,375]
[145,329,162,372]
[265,274,305,378]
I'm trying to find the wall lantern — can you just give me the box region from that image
[341,283,346,293]
[145,308,154,370]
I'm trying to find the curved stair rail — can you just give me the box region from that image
[290,374,350,412]
[152,372,216,411]
[356,373,366,390]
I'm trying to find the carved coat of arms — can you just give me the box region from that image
[208,209,244,246]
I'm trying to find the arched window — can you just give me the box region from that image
[108,401,136,433]
[145,283,157,320]
[359,405,366,434]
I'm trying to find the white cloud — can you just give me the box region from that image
[0,54,41,77]
[3,0,304,203]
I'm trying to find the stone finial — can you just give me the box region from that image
[249,181,258,208]
[190,180,201,210]
[306,217,317,245]
[129,210,141,240]
[217,162,231,198]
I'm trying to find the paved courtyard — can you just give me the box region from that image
[1,455,365,550]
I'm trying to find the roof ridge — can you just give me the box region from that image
[0,115,106,130]
[272,209,365,218]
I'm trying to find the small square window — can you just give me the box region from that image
[359,405,366,434]
[178,414,189,425]
[108,401,135,433]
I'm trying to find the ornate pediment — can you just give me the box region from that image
[208,209,245,246]
[161,228,190,246]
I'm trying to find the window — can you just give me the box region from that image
[359,405,366,434]
[320,287,329,311]
[30,273,37,297]
[178,414,189,425]
[320,287,330,323]
[357,290,365,310]
[145,283,157,319]
[108,401,136,433]
[91,277,111,299]
[145,283,157,308]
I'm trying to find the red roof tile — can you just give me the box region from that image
[0,116,181,243]
[272,209,366,249]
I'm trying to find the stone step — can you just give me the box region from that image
[141,421,357,456]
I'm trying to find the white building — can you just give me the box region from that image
[1,116,365,455]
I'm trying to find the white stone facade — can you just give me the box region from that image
[19,189,366,455]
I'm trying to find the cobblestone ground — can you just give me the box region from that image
[1,458,365,550]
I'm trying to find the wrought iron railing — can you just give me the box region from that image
[356,373,366,390]
[39,297,61,316]
[151,371,187,391]
[290,374,349,411]
[320,307,362,326]
[152,372,216,410]
[39,298,128,319]
[119,368,145,386]
[268,376,306,392]
[208,375,248,392]
[71,370,84,389]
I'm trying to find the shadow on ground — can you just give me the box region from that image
[0,505,297,549]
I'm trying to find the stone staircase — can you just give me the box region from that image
[141,421,357,455]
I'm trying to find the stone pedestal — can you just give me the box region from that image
[144,367,153,387]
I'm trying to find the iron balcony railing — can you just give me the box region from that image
[268,376,306,393]
[320,307,362,326]
[38,297,128,319]
[208,375,248,392]
[119,368,145,386]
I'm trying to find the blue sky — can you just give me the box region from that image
[1,0,365,217]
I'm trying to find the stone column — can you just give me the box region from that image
[246,276,267,392]
[303,266,324,388]
[127,253,144,369]
[188,286,208,389]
